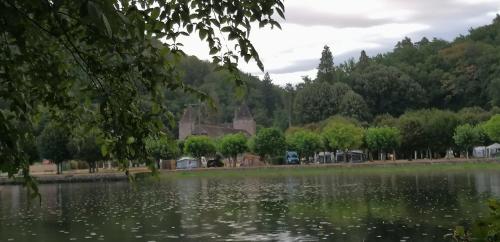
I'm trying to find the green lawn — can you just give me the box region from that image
[153,160,500,179]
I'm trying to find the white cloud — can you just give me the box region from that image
[179,0,499,86]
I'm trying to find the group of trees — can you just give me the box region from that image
[28,106,500,172]
[34,122,105,174]
[31,118,181,174]
[288,109,500,162]
[1,0,285,193]
[183,133,248,167]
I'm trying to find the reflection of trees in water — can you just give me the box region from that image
[2,170,500,241]
[474,171,500,196]
[284,172,493,241]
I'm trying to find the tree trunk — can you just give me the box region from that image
[466,150,469,159]
[344,151,348,163]
[393,149,396,161]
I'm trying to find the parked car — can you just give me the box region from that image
[207,154,224,168]
[176,157,199,169]
[285,151,300,165]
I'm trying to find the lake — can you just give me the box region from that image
[1,169,499,241]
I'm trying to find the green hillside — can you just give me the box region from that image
[171,16,500,130]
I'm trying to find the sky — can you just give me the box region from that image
[180,0,500,86]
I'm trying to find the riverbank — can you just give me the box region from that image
[157,158,500,179]
[0,168,149,185]
[1,158,499,184]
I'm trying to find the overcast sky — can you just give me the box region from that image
[180,0,500,86]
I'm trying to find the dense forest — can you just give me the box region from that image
[170,16,500,133]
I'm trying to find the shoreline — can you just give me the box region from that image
[161,157,500,173]
[1,158,499,185]
[0,172,131,185]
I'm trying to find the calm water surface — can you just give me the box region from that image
[1,170,500,242]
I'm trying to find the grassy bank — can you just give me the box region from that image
[156,159,500,179]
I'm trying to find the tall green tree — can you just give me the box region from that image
[339,90,371,121]
[261,73,277,117]
[37,124,72,174]
[294,82,341,124]
[184,136,216,162]
[286,129,322,163]
[397,112,426,160]
[489,78,500,107]
[421,109,460,158]
[357,50,370,70]
[453,124,481,159]
[252,128,286,163]
[145,135,180,169]
[457,107,492,125]
[365,127,401,160]
[73,130,105,173]
[484,115,500,142]
[350,64,425,116]
[316,45,335,83]
[284,83,295,128]
[218,133,248,167]
[322,121,364,162]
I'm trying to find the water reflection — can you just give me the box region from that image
[0,170,499,241]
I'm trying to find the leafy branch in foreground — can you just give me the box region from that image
[450,199,500,241]
[0,0,284,196]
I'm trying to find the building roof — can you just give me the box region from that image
[192,124,250,137]
[488,143,500,149]
[234,104,254,120]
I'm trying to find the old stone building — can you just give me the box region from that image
[178,104,256,140]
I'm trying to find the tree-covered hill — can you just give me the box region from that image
[291,15,500,125]
[164,56,287,132]
[160,16,500,135]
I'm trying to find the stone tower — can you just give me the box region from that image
[233,104,256,136]
[179,107,195,140]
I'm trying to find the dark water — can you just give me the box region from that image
[1,171,500,242]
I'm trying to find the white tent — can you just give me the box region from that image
[473,146,487,158]
[487,143,500,157]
